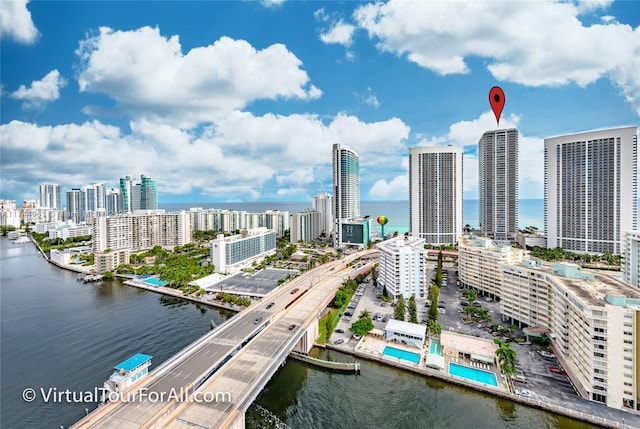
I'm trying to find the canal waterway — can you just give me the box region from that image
[1,238,600,429]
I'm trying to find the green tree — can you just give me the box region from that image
[427,319,442,336]
[494,339,517,376]
[463,288,477,304]
[408,296,418,323]
[393,295,406,320]
[350,312,374,337]
[333,289,347,307]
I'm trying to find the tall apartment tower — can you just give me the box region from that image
[544,126,638,254]
[140,175,158,210]
[409,146,463,245]
[333,143,360,244]
[39,183,61,209]
[479,129,519,243]
[65,188,85,224]
[312,192,333,235]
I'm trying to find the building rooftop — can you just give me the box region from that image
[114,353,152,371]
[532,262,640,307]
[376,235,425,252]
[384,318,427,338]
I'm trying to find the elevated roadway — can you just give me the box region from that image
[73,250,376,429]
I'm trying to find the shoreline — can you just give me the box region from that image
[320,343,636,429]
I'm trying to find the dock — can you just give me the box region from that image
[289,351,360,373]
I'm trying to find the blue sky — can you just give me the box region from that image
[1,0,639,204]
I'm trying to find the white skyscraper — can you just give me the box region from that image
[544,126,638,254]
[479,129,519,242]
[39,183,61,209]
[333,143,360,246]
[312,192,333,235]
[409,146,463,245]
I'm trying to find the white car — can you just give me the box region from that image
[515,389,531,397]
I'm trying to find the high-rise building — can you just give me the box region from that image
[106,189,121,216]
[333,143,360,246]
[409,146,463,245]
[65,188,85,224]
[82,181,106,213]
[290,210,322,243]
[209,228,276,274]
[544,127,638,254]
[377,235,428,299]
[479,129,519,243]
[622,230,640,287]
[140,175,157,210]
[119,174,156,213]
[312,192,333,235]
[39,183,61,209]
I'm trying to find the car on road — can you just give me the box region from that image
[266,302,275,309]
[335,328,344,333]
[334,339,344,345]
[254,316,263,324]
[549,366,566,375]
[290,288,299,294]
[288,324,296,330]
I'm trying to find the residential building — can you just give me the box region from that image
[622,230,640,287]
[312,192,333,235]
[106,189,121,215]
[479,129,519,243]
[338,217,370,250]
[384,319,427,349]
[544,126,638,254]
[209,228,276,274]
[0,201,20,228]
[263,210,290,238]
[290,210,322,243]
[333,143,361,246]
[22,199,39,209]
[94,249,130,273]
[39,183,61,209]
[191,208,247,233]
[0,200,17,211]
[377,235,428,299]
[66,188,85,224]
[515,231,547,249]
[140,175,158,210]
[500,260,640,411]
[458,234,525,299]
[92,211,191,252]
[409,146,463,245]
[48,224,92,241]
[23,208,62,224]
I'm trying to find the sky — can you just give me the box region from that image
[1,0,639,205]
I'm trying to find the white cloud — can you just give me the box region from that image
[416,111,544,200]
[10,70,67,109]
[369,175,407,199]
[354,0,640,115]
[75,26,321,128]
[0,0,39,44]
[0,111,410,202]
[320,19,356,46]
[357,87,380,108]
[261,0,285,8]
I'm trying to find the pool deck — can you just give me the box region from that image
[355,336,508,391]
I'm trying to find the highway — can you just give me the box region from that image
[75,251,375,429]
[164,253,377,429]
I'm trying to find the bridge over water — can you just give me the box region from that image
[72,250,377,429]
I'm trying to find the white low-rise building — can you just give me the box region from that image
[210,228,276,274]
[384,319,427,349]
[48,224,92,241]
[377,235,428,299]
[622,230,640,288]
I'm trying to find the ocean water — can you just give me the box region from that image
[161,199,545,236]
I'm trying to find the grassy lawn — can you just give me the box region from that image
[317,308,341,344]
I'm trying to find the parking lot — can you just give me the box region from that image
[205,268,298,297]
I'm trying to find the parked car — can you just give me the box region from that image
[473,302,482,308]
[290,288,299,294]
[335,328,344,333]
[537,350,555,359]
[549,366,566,375]
[515,389,531,397]
[334,339,344,345]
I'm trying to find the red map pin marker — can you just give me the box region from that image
[489,86,505,126]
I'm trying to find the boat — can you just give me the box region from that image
[101,353,153,402]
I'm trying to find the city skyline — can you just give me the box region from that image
[1,1,639,204]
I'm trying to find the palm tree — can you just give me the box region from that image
[494,339,517,376]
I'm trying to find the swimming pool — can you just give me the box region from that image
[429,340,442,356]
[449,363,498,387]
[144,277,168,286]
[383,346,421,364]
